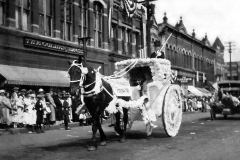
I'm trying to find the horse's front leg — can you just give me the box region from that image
[88,117,98,151]
[97,116,107,146]
[114,111,126,143]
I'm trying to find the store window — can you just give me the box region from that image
[60,0,72,41]
[93,2,103,48]
[39,0,52,36]
[126,30,131,54]
[15,0,31,31]
[0,0,5,25]
[79,0,89,39]
[111,24,118,52]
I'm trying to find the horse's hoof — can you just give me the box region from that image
[87,146,97,151]
[119,137,126,143]
[99,141,107,146]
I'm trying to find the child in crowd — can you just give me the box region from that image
[35,92,45,133]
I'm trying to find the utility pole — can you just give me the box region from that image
[225,42,236,80]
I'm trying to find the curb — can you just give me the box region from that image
[0,119,112,135]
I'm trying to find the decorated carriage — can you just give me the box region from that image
[68,57,183,151]
[104,58,183,137]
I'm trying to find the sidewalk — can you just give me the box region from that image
[0,118,112,135]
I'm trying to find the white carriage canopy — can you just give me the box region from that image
[0,64,70,87]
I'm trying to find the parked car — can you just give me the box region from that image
[210,81,240,120]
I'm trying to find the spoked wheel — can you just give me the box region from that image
[162,85,183,137]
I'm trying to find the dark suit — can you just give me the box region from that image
[63,99,70,129]
[150,51,165,59]
[54,97,64,121]
[35,100,44,124]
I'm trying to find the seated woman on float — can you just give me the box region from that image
[141,72,158,129]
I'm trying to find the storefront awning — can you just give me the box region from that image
[197,88,212,97]
[0,64,70,87]
[188,86,203,97]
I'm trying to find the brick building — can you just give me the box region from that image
[152,13,217,94]
[0,0,146,90]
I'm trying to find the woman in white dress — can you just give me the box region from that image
[23,91,36,133]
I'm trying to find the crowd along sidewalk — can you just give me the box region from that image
[0,111,208,136]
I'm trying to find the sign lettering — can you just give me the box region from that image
[24,37,83,54]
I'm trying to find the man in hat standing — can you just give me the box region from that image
[63,93,71,130]
[150,40,165,59]
[54,92,64,125]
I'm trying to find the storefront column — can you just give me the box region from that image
[6,0,15,28]
[73,0,80,42]
[88,1,94,47]
[53,0,61,38]
[31,0,39,34]
[102,8,109,49]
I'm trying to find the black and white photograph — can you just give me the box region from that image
[0,0,240,160]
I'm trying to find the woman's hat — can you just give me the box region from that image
[26,90,32,95]
[0,89,5,94]
[37,93,45,98]
[21,89,27,92]
[13,87,19,91]
[38,88,44,93]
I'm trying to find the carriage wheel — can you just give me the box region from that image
[162,85,183,137]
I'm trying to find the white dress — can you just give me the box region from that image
[16,96,25,123]
[11,92,19,123]
[23,97,36,125]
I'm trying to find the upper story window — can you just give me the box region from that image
[0,0,5,25]
[79,0,89,39]
[93,2,103,48]
[60,0,73,41]
[39,0,53,36]
[15,0,31,31]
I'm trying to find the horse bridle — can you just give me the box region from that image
[68,60,89,95]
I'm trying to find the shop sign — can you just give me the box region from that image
[177,76,192,83]
[24,37,83,54]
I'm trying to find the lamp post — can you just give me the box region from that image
[78,37,91,64]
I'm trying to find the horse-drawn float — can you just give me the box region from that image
[104,58,183,137]
[68,57,183,151]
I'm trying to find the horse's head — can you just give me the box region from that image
[68,56,96,97]
[68,56,86,96]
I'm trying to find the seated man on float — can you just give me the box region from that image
[141,72,157,131]
[150,41,165,59]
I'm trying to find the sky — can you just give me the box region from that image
[152,0,240,62]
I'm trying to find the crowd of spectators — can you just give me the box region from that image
[0,87,92,133]
[182,96,211,113]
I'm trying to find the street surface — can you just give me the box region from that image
[1,112,240,160]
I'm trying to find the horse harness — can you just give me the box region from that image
[68,60,112,98]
